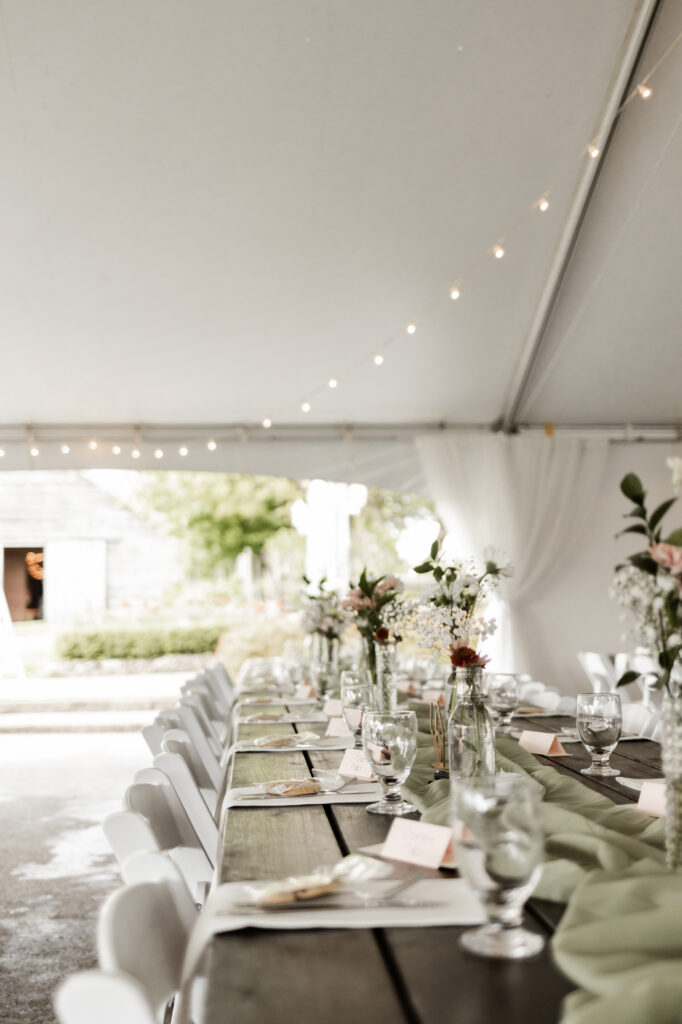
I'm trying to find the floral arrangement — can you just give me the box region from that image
[614,471,682,696]
[301,576,348,640]
[342,570,404,643]
[410,541,513,667]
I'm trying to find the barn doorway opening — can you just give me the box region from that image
[3,548,44,621]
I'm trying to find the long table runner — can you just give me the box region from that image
[401,700,679,1024]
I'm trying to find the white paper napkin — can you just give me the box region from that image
[224,783,382,808]
[238,712,328,726]
[220,735,354,766]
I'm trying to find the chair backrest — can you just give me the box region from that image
[161,727,217,802]
[577,652,616,693]
[142,723,165,758]
[185,684,227,742]
[128,771,202,853]
[121,850,198,933]
[54,969,156,1024]
[181,695,222,754]
[175,705,221,788]
[103,810,161,867]
[98,880,189,1020]
[153,751,218,863]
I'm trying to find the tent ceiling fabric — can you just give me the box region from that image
[0,0,679,438]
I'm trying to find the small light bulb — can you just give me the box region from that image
[588,143,600,159]
[262,417,272,429]
[112,445,121,455]
[154,448,163,459]
[30,447,39,457]
[88,440,98,451]
[207,439,217,451]
[493,245,505,259]
[179,446,188,456]
[373,354,384,366]
[638,84,652,100]
[0,449,5,458]
[60,444,70,454]
[131,448,141,459]
[406,322,416,335]
[539,198,550,212]
[450,287,460,301]
[328,378,338,389]
[301,402,311,413]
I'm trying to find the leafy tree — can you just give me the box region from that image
[350,488,440,578]
[137,472,303,578]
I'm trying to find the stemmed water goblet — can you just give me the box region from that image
[486,673,520,733]
[451,774,545,959]
[576,692,622,776]
[361,710,418,816]
[340,670,373,749]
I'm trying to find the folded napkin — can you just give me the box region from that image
[224,782,382,808]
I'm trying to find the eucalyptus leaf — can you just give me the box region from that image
[430,539,439,560]
[617,524,648,537]
[616,670,640,687]
[664,528,682,547]
[620,473,645,504]
[649,498,677,532]
[413,562,432,574]
[628,553,658,575]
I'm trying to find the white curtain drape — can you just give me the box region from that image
[415,432,608,672]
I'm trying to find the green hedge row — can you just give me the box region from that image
[55,625,224,660]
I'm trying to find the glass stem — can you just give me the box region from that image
[382,779,401,803]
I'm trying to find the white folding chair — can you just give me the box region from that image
[153,751,219,862]
[181,695,223,756]
[102,808,211,906]
[54,969,156,1024]
[628,653,662,709]
[182,681,227,744]
[97,880,190,1024]
[577,652,634,704]
[142,723,165,757]
[124,775,213,899]
[121,850,198,933]
[161,728,218,816]
[622,702,652,736]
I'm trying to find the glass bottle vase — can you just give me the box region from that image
[662,695,682,871]
[448,666,496,778]
[375,639,398,711]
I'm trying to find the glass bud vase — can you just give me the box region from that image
[375,639,398,711]
[313,634,339,696]
[361,634,378,691]
[448,666,496,778]
[662,695,682,871]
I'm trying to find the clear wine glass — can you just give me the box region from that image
[361,710,418,816]
[576,692,622,776]
[486,673,520,733]
[340,670,373,749]
[451,775,545,959]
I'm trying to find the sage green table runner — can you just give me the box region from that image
[402,702,681,1023]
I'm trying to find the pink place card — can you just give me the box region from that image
[295,684,317,699]
[519,730,567,756]
[637,780,666,817]
[325,716,352,738]
[338,747,374,780]
[324,698,343,717]
[381,818,455,869]
[397,680,418,695]
[422,690,445,708]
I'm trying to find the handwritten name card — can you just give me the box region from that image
[338,747,374,780]
[519,730,567,756]
[637,780,666,817]
[381,818,455,869]
[295,684,317,700]
[323,698,343,718]
[325,717,352,738]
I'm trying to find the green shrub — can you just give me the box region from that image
[56,624,224,660]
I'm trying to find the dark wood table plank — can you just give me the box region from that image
[203,716,412,1024]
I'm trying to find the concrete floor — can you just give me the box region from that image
[0,732,151,1024]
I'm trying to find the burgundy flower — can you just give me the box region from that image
[375,626,390,643]
[450,645,489,668]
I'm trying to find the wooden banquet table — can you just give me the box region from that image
[197,711,663,1024]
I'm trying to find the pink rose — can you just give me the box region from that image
[649,543,682,574]
[375,575,403,596]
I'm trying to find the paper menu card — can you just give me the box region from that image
[295,684,318,699]
[519,730,567,756]
[381,819,455,870]
[323,698,343,717]
[637,780,666,817]
[338,747,374,780]
[326,717,353,738]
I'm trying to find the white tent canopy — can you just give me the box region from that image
[0,0,680,479]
